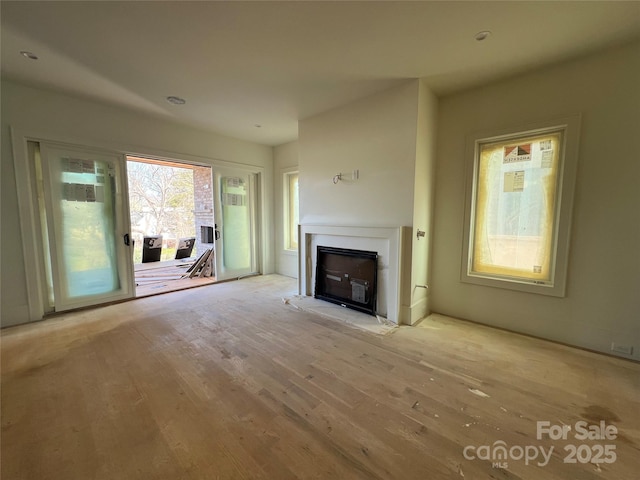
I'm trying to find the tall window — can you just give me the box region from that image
[461,117,580,296]
[284,171,299,251]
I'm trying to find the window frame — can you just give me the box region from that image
[460,115,581,297]
[283,169,299,252]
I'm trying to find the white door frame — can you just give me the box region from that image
[40,142,135,311]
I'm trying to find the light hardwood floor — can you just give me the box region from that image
[2,275,638,479]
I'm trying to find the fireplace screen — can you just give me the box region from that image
[314,246,378,315]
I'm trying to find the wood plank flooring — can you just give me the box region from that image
[134,260,216,298]
[2,274,639,479]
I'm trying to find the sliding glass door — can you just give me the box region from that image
[213,167,259,281]
[40,143,134,311]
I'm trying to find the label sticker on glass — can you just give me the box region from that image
[533,265,542,274]
[82,160,95,174]
[504,171,525,192]
[541,150,554,168]
[503,144,531,163]
[68,158,83,173]
[74,183,87,202]
[223,192,245,206]
[226,177,243,188]
[539,139,553,151]
[63,182,75,201]
[85,184,96,202]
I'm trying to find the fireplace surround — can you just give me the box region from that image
[299,225,408,324]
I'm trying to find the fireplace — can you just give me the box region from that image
[300,225,407,323]
[314,246,378,316]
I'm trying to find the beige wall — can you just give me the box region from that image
[298,81,419,228]
[1,80,274,326]
[273,140,299,278]
[431,41,640,359]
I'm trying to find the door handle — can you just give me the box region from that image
[124,233,130,246]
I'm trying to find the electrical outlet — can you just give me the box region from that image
[611,342,634,355]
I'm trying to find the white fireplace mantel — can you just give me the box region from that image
[299,225,405,324]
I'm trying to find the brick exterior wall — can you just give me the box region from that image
[193,166,215,256]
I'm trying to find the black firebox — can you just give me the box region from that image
[314,246,378,316]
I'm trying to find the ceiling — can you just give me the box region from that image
[2,1,639,146]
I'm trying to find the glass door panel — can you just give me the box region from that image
[40,143,134,311]
[213,168,258,281]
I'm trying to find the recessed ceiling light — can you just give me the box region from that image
[474,31,491,42]
[166,96,186,105]
[20,51,38,60]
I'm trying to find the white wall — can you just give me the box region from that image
[298,80,419,228]
[431,41,640,360]
[406,81,438,324]
[298,80,433,324]
[1,80,274,327]
[273,140,299,278]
